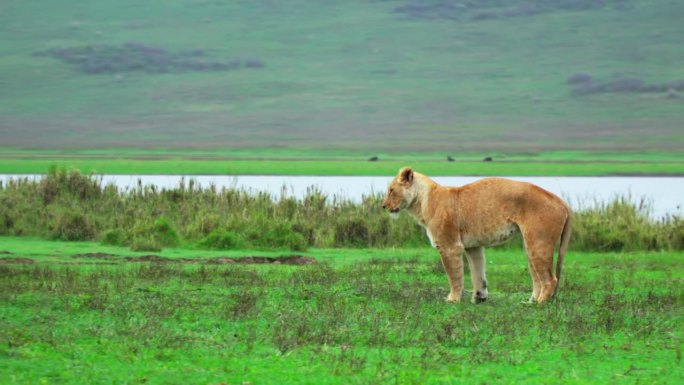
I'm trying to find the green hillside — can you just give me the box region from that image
[1,0,683,153]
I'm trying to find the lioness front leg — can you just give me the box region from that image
[466,247,488,303]
[437,243,464,303]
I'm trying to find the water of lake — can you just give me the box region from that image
[1,174,682,219]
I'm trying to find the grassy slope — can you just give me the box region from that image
[0,0,683,153]
[1,237,682,384]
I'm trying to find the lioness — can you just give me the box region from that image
[383,167,571,304]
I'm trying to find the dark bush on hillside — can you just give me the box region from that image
[244,58,265,68]
[40,43,265,75]
[567,73,593,85]
[395,0,629,21]
[570,75,684,95]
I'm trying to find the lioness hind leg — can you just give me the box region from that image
[466,247,488,303]
[522,227,558,304]
[526,244,557,304]
[526,260,540,304]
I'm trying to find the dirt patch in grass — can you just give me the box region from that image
[71,253,317,265]
[0,257,35,264]
[125,254,168,263]
[73,252,118,259]
[216,255,317,265]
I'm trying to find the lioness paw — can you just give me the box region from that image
[472,290,489,304]
[446,292,462,303]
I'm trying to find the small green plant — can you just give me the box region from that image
[129,237,163,252]
[251,222,308,251]
[101,228,126,246]
[334,217,369,248]
[198,229,240,250]
[49,207,94,241]
[152,217,179,247]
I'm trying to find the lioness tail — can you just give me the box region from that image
[554,210,572,297]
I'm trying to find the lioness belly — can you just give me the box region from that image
[462,222,519,248]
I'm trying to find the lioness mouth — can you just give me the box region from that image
[388,208,400,213]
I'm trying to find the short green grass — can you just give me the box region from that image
[0,148,682,175]
[1,237,682,384]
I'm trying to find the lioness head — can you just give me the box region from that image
[382,167,415,217]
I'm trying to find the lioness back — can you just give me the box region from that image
[457,178,568,219]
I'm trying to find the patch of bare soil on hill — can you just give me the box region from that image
[71,253,316,265]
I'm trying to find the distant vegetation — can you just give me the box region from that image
[568,73,684,96]
[395,0,629,21]
[40,43,264,74]
[1,170,681,252]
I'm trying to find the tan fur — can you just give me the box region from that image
[383,167,572,304]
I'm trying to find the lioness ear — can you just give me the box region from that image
[400,167,414,184]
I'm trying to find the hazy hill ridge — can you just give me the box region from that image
[1,0,682,151]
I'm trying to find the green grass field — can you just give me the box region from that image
[1,1,683,153]
[1,237,682,384]
[0,148,682,175]
[1,2,683,383]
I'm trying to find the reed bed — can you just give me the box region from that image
[0,169,681,251]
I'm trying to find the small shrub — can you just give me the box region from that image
[152,217,179,247]
[101,228,126,246]
[128,217,179,249]
[50,209,93,241]
[38,168,102,203]
[130,237,163,252]
[334,218,369,248]
[281,231,308,252]
[199,229,240,250]
[263,223,308,251]
[0,200,15,235]
[186,212,222,237]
